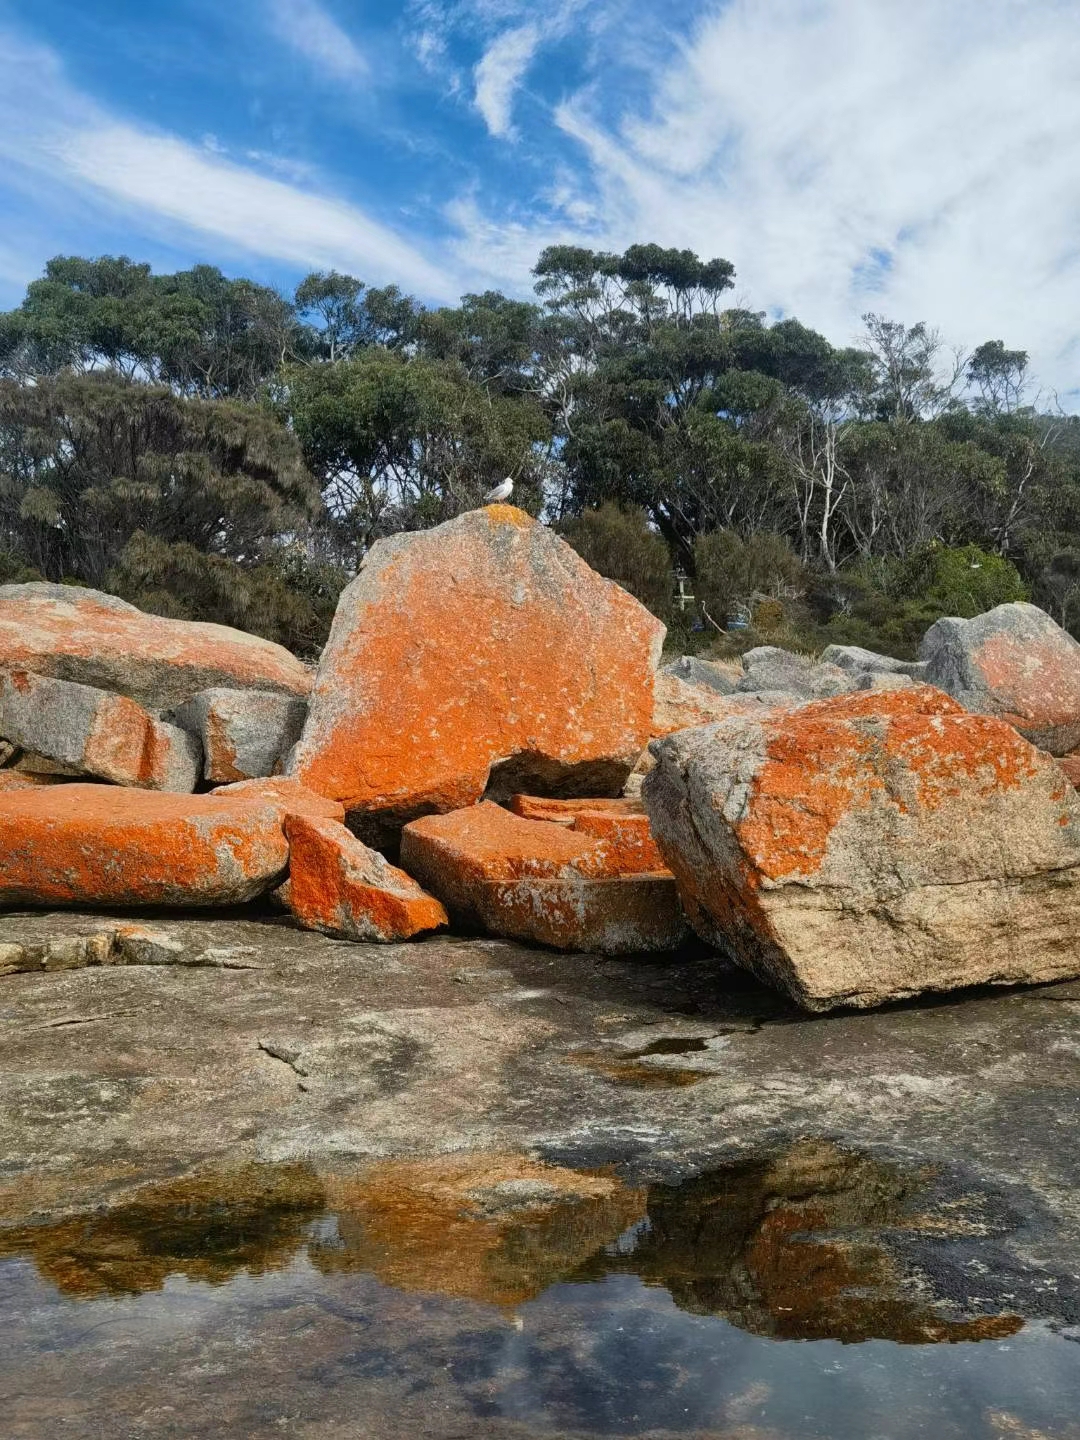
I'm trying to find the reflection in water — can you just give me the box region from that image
[0,1140,1019,1344]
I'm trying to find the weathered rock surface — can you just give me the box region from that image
[174,687,307,783]
[0,668,200,791]
[660,655,737,695]
[0,784,290,909]
[631,684,803,790]
[506,794,666,874]
[401,801,688,954]
[856,671,915,691]
[290,507,664,827]
[0,582,311,711]
[821,642,928,679]
[736,645,855,699]
[210,776,346,824]
[920,601,1080,754]
[644,686,1080,1011]
[1058,752,1080,788]
[284,815,448,942]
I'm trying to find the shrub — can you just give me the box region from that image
[561,503,674,619]
[693,530,804,627]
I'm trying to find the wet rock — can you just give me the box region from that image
[920,601,1080,754]
[660,655,737,695]
[0,784,289,909]
[400,800,689,954]
[173,687,307,783]
[821,642,928,679]
[0,668,200,791]
[644,686,1080,1011]
[0,581,311,711]
[284,814,448,942]
[289,506,663,828]
[506,794,666,873]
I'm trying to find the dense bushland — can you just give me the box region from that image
[1,245,1076,657]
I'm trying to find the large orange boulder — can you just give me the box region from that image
[920,602,1080,754]
[400,801,688,954]
[0,582,311,712]
[289,507,664,828]
[0,785,289,908]
[644,687,1080,1011]
[284,815,447,941]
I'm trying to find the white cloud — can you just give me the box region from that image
[450,0,1080,399]
[473,23,540,139]
[267,0,368,82]
[0,29,456,301]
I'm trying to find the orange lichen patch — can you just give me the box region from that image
[83,691,190,790]
[0,583,311,709]
[484,502,532,529]
[212,776,345,824]
[284,815,447,941]
[316,1152,646,1307]
[734,687,1047,883]
[0,784,289,908]
[651,669,790,737]
[205,709,241,783]
[291,507,663,822]
[400,802,688,952]
[507,795,666,874]
[976,630,1080,729]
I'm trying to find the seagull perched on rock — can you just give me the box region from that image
[484,477,514,503]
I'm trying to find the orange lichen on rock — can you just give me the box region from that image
[0,581,311,711]
[400,801,688,954]
[0,784,289,909]
[920,602,1080,754]
[289,506,664,825]
[212,776,345,824]
[284,814,447,942]
[643,685,1080,1011]
[0,667,200,792]
[507,794,666,874]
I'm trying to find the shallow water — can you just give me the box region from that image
[1,1140,1077,1439]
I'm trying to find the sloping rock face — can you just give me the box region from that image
[210,776,345,824]
[660,656,737,696]
[736,646,855,699]
[0,669,200,791]
[290,507,664,828]
[284,815,448,942]
[821,643,927,680]
[920,602,1080,755]
[651,670,794,738]
[0,785,289,909]
[643,687,1080,1011]
[0,583,311,712]
[400,801,688,954]
[174,688,307,783]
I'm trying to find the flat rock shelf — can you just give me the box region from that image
[1,912,1080,1438]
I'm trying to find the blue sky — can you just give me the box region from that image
[1,0,1079,400]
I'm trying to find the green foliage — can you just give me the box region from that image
[0,370,318,594]
[561,503,674,619]
[693,530,804,624]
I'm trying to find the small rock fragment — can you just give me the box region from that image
[284,814,448,942]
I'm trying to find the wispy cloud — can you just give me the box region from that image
[473,23,540,139]
[0,28,455,300]
[267,0,368,82]
[449,0,1080,397]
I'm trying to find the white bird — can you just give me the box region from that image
[484,477,514,503]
